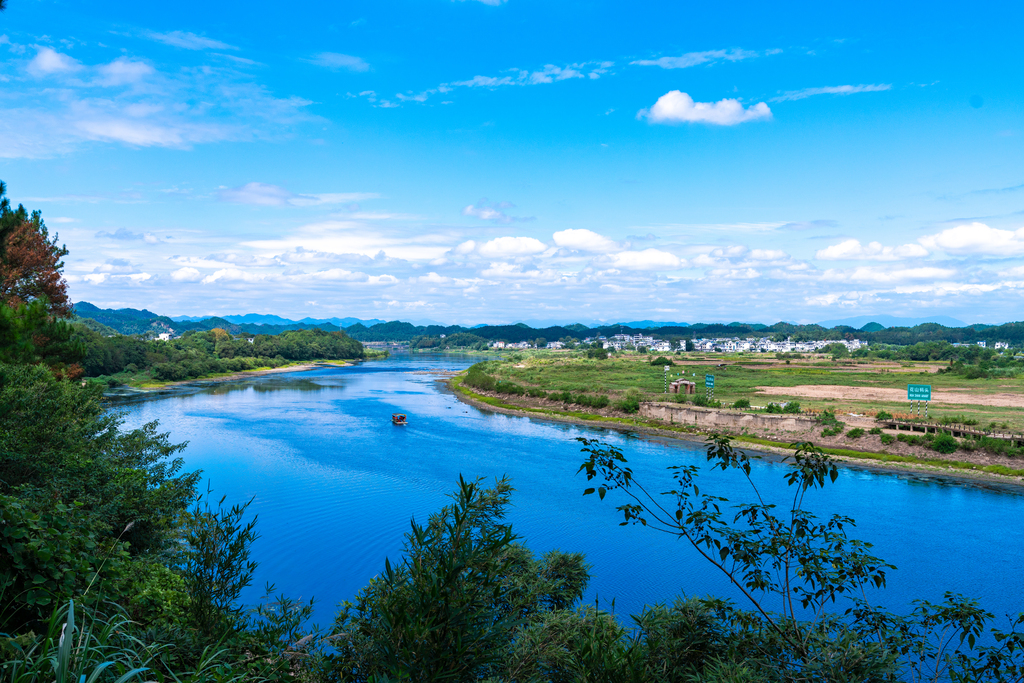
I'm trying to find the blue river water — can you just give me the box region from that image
[114,354,1024,629]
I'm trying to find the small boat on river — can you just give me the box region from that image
[391,413,408,425]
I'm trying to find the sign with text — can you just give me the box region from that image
[705,374,715,388]
[907,384,932,401]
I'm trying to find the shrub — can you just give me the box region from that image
[931,432,959,454]
[693,394,721,408]
[846,428,865,439]
[586,348,608,360]
[464,363,496,392]
[869,427,882,435]
[880,434,896,445]
[821,427,843,437]
[548,391,572,403]
[527,388,546,398]
[495,380,525,396]
[615,397,640,413]
[782,401,802,414]
[765,403,782,414]
[650,356,673,366]
[732,398,751,409]
[875,410,893,421]
[573,393,610,409]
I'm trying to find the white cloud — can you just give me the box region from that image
[201,268,265,284]
[631,49,757,69]
[552,228,620,253]
[27,47,82,76]
[217,182,379,207]
[815,239,929,261]
[771,84,891,102]
[749,248,789,261]
[451,240,477,255]
[821,266,957,284]
[639,91,771,126]
[96,57,154,86]
[919,223,1024,256]
[144,31,237,51]
[477,236,547,258]
[461,200,532,223]
[171,266,202,282]
[709,267,761,279]
[308,52,370,72]
[604,249,681,270]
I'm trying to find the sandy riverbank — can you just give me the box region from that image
[123,360,354,392]
[447,379,1024,488]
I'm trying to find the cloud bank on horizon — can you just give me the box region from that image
[1,0,1022,324]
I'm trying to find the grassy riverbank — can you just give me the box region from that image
[450,362,1024,484]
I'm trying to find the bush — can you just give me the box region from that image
[650,356,673,366]
[463,363,497,392]
[548,390,572,403]
[931,432,960,454]
[880,434,896,445]
[692,394,721,408]
[875,410,893,421]
[782,401,802,414]
[869,427,882,435]
[846,428,865,439]
[615,397,640,413]
[821,427,843,437]
[586,348,609,360]
[527,388,546,398]
[573,393,610,409]
[495,380,525,396]
[732,398,751,409]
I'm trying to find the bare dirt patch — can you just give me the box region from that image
[756,384,1024,408]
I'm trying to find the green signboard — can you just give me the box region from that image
[705,374,715,388]
[908,384,932,401]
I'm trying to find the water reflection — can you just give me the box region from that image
[111,353,1024,628]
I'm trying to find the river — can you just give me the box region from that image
[114,354,1024,629]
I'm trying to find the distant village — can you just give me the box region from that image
[489,333,1011,353]
[489,333,870,353]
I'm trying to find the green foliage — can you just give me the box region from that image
[586,347,609,360]
[74,326,363,381]
[0,496,128,631]
[494,379,526,395]
[874,410,893,421]
[330,476,590,681]
[574,434,1024,681]
[880,434,896,445]
[184,491,260,639]
[845,428,865,439]
[932,432,959,454]
[649,356,673,366]
[463,362,497,391]
[732,398,751,409]
[868,427,882,435]
[0,300,84,374]
[821,426,843,437]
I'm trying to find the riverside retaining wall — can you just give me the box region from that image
[640,402,820,432]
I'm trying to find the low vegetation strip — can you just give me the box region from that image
[453,360,1024,482]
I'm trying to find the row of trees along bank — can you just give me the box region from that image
[5,175,1024,681]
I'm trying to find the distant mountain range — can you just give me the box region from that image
[815,314,970,329]
[74,302,1020,346]
[170,313,387,328]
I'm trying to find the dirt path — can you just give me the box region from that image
[756,384,1024,408]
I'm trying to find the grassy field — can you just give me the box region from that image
[480,351,1024,431]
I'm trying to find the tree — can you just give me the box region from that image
[576,434,1024,681]
[0,181,71,319]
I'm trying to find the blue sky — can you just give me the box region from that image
[1,0,1022,325]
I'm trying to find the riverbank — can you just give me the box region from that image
[448,376,1024,487]
[104,359,356,394]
